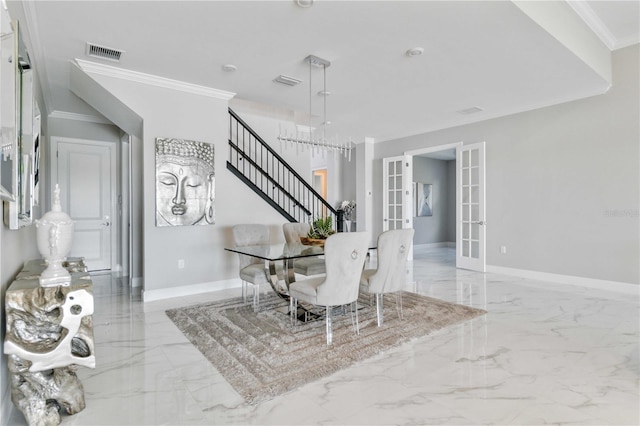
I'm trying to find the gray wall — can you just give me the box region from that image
[374,45,639,285]
[85,73,294,294]
[412,157,455,245]
[0,221,40,424]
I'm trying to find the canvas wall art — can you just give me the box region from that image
[155,137,215,227]
[415,182,433,217]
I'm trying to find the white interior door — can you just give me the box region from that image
[456,142,486,271]
[54,138,116,271]
[382,155,413,258]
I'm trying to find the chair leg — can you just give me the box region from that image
[290,297,299,326]
[252,283,260,312]
[376,293,384,327]
[242,280,247,303]
[396,292,403,321]
[326,305,333,345]
[352,300,360,335]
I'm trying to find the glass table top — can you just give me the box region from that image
[225,243,325,261]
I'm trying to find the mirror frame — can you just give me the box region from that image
[0,20,18,202]
[3,19,37,229]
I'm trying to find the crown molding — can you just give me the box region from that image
[49,110,112,124]
[75,59,236,100]
[567,0,634,51]
[613,34,640,51]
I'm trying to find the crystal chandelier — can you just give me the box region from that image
[277,55,353,161]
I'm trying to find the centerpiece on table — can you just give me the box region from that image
[300,216,335,246]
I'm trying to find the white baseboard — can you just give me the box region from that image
[486,265,639,295]
[414,242,456,250]
[142,278,242,303]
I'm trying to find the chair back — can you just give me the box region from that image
[367,229,414,294]
[232,224,270,269]
[316,232,369,306]
[282,222,311,244]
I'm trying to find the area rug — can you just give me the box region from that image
[166,292,486,405]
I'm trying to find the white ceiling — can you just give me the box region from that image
[10,0,640,144]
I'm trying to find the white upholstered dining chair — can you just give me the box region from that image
[282,222,326,276]
[359,228,414,326]
[288,232,369,345]
[232,224,271,310]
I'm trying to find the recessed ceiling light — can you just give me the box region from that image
[457,106,484,115]
[406,47,424,57]
[222,64,237,72]
[317,90,331,96]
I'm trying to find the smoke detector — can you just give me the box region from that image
[406,47,424,57]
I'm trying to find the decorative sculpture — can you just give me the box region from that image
[4,259,94,426]
[35,184,74,286]
[4,288,95,371]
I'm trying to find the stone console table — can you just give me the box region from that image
[4,258,95,426]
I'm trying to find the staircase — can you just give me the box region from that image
[226,108,339,228]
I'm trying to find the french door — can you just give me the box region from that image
[382,155,413,259]
[456,142,486,271]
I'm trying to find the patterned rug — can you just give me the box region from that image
[166,292,486,405]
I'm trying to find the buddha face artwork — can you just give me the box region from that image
[155,138,215,226]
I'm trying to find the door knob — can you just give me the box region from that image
[102,215,111,227]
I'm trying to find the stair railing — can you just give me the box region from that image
[227,108,338,228]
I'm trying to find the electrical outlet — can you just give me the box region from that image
[500,246,507,254]
[178,259,185,269]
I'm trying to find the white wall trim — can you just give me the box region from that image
[75,59,236,100]
[566,0,617,50]
[49,110,112,124]
[405,141,463,157]
[414,242,456,250]
[565,0,639,51]
[142,278,242,303]
[487,265,639,296]
[21,0,54,115]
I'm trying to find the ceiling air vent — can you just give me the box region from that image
[86,43,124,62]
[273,74,302,86]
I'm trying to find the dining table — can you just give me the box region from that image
[225,241,325,301]
[225,240,375,321]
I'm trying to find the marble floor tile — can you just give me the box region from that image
[6,248,639,425]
